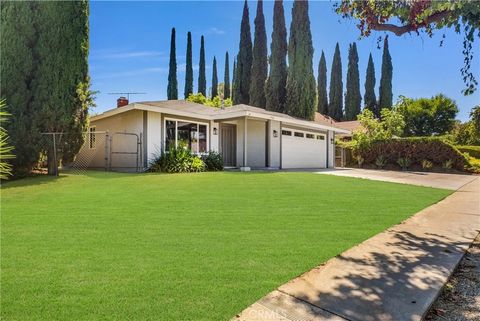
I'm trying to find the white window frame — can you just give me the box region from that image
[163,117,210,154]
[89,126,96,149]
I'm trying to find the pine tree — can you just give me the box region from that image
[224,51,231,99]
[329,43,343,120]
[167,27,178,100]
[249,0,268,108]
[198,35,207,96]
[317,51,328,115]
[265,0,287,112]
[234,0,253,105]
[345,42,361,120]
[285,0,316,120]
[211,56,218,98]
[364,53,378,117]
[379,35,393,110]
[184,31,193,98]
[232,58,237,102]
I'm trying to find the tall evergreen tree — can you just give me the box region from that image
[167,27,178,100]
[234,0,253,105]
[198,35,207,96]
[317,51,328,114]
[224,51,231,99]
[211,56,218,98]
[345,42,361,120]
[232,58,237,102]
[265,0,287,112]
[364,53,378,117]
[184,31,193,98]
[329,43,344,120]
[249,0,268,108]
[285,0,316,120]
[379,35,393,110]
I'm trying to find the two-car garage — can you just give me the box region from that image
[281,128,327,169]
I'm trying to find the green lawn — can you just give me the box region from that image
[1,171,450,321]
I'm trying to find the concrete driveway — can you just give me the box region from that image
[316,168,477,190]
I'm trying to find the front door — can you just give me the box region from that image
[220,124,236,167]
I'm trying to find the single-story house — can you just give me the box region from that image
[79,99,350,171]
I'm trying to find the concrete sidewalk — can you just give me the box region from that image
[233,177,480,321]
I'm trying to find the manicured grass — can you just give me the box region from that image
[1,171,450,321]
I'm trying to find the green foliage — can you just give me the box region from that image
[232,59,236,102]
[379,36,393,110]
[249,0,268,108]
[186,93,232,108]
[265,0,287,113]
[329,43,344,120]
[345,42,361,120]
[397,157,411,170]
[375,155,387,169]
[148,144,205,173]
[201,151,224,171]
[364,53,378,117]
[395,94,458,136]
[421,159,433,171]
[354,155,364,167]
[285,0,316,120]
[449,121,479,145]
[211,56,218,98]
[456,145,480,158]
[198,35,207,96]
[234,0,253,105]
[223,52,231,99]
[317,51,328,115]
[184,32,193,98]
[335,0,480,95]
[442,159,454,171]
[167,28,178,100]
[471,105,480,135]
[0,100,15,179]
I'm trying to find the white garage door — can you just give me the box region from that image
[281,128,327,168]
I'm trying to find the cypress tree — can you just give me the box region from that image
[345,42,361,120]
[167,27,178,100]
[249,0,268,108]
[198,35,207,96]
[265,0,287,113]
[232,58,237,102]
[364,53,378,117]
[234,0,253,105]
[285,0,316,120]
[224,51,231,99]
[317,51,328,115]
[379,35,393,110]
[184,31,193,98]
[329,43,343,121]
[211,56,218,98]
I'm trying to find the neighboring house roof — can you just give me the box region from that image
[334,120,363,134]
[91,100,350,134]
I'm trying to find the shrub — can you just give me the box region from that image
[190,156,206,172]
[456,145,480,159]
[442,159,453,171]
[0,100,14,179]
[375,155,387,169]
[354,155,364,167]
[201,151,223,171]
[397,157,411,170]
[421,159,433,171]
[148,145,206,173]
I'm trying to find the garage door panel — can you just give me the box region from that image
[281,129,326,168]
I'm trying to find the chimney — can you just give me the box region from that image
[117,96,129,108]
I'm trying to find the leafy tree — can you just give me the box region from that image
[184,31,193,98]
[395,94,458,136]
[378,36,393,110]
[167,27,178,100]
[317,51,328,115]
[224,51,231,99]
[211,56,218,98]
[450,121,479,146]
[335,0,480,95]
[329,43,344,120]
[187,93,232,107]
[265,0,288,113]
[234,0,253,105]
[285,0,316,120]
[471,105,480,135]
[249,0,268,108]
[364,53,378,117]
[0,100,14,179]
[345,42,361,120]
[198,35,206,96]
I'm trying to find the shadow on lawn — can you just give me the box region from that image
[280,229,471,321]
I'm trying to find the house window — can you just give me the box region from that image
[89,127,96,149]
[294,132,304,138]
[282,130,292,136]
[317,135,325,140]
[306,133,315,139]
[164,119,208,154]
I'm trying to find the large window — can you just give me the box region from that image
[164,119,208,154]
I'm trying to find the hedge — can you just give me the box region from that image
[356,137,468,170]
[456,145,480,159]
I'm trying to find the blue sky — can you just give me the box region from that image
[90,1,479,121]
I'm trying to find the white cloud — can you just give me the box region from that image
[94,67,168,79]
[91,49,166,60]
[207,27,226,35]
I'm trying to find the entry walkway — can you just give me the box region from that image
[233,174,480,321]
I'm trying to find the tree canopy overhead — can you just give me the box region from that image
[335,0,480,95]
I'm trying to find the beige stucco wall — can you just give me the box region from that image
[246,119,266,168]
[146,111,162,164]
[267,120,281,168]
[327,130,335,168]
